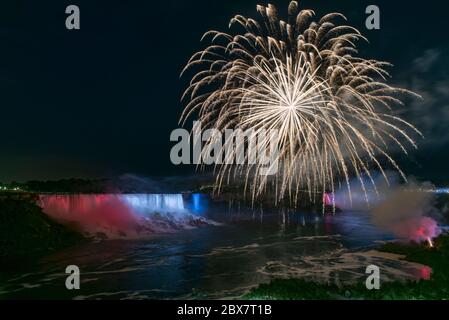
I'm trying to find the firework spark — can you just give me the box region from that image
[180,1,422,206]
[427,237,434,248]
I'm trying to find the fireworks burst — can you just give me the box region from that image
[180,1,422,206]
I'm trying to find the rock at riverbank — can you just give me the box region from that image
[0,195,86,260]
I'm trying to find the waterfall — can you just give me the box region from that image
[121,194,185,213]
[38,194,210,239]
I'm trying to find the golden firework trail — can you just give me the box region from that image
[180,1,422,207]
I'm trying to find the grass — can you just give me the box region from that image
[245,234,449,300]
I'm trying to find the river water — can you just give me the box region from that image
[0,194,431,299]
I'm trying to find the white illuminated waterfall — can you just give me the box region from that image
[121,194,185,213]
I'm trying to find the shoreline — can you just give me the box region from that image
[244,233,449,300]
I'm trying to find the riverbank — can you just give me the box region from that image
[245,233,449,299]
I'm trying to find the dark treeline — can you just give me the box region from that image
[1,179,108,194]
[0,174,215,194]
[25,179,108,193]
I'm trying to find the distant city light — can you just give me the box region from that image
[0,186,22,191]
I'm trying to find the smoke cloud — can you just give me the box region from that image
[332,172,442,243]
[371,185,441,243]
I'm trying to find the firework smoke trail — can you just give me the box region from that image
[180,1,422,206]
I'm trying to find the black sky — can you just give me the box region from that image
[1,0,449,184]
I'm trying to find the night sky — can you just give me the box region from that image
[1,0,449,184]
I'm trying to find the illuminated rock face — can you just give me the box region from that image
[38,194,207,239]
